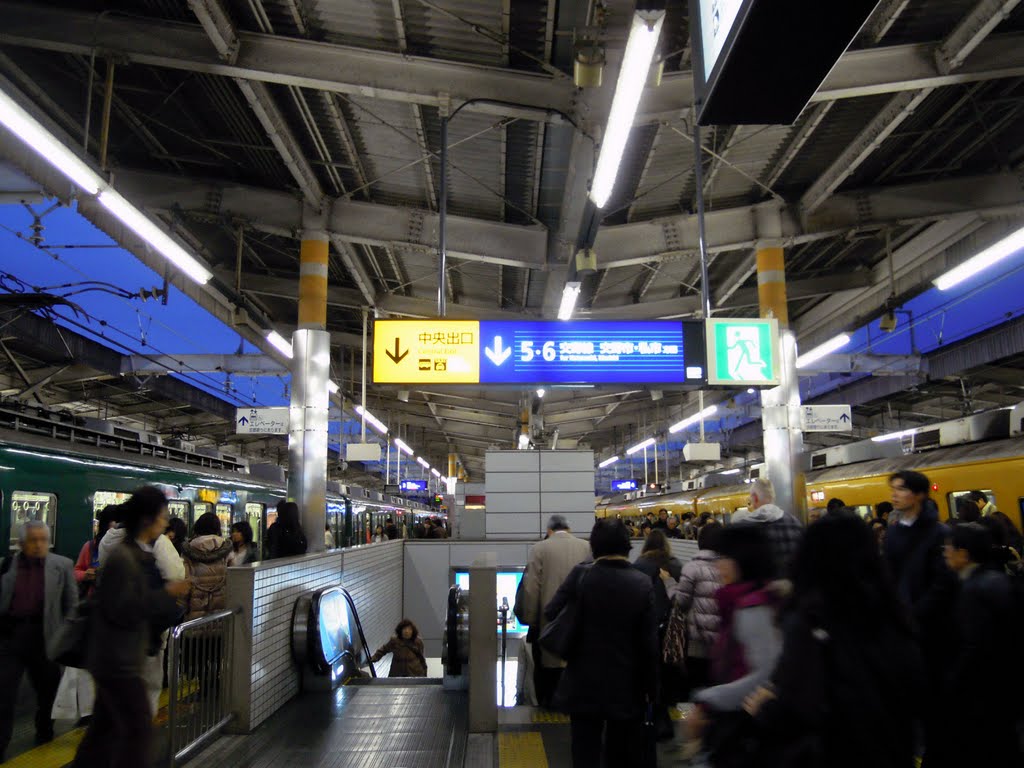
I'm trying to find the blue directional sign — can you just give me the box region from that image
[478,321,705,385]
[399,479,428,492]
[611,479,639,492]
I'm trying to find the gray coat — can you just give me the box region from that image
[667,550,722,658]
[0,552,77,660]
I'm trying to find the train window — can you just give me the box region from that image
[168,500,191,525]
[193,501,213,524]
[947,489,996,520]
[10,490,57,548]
[244,503,265,546]
[215,503,234,537]
[93,490,131,513]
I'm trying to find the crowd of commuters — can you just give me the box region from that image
[515,474,1024,768]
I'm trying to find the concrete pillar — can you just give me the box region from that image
[468,555,497,733]
[756,247,806,520]
[288,222,331,552]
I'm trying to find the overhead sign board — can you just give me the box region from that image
[373,320,706,385]
[611,478,639,492]
[705,318,779,387]
[236,407,288,434]
[690,0,879,125]
[400,479,429,492]
[801,405,852,432]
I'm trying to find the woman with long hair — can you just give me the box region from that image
[72,487,190,768]
[265,500,308,559]
[745,513,925,768]
[227,520,258,566]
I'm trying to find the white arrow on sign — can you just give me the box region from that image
[485,335,512,366]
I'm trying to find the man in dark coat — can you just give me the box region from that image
[937,523,1023,767]
[545,519,658,768]
[883,470,957,765]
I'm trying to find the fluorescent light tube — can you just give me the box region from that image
[598,455,619,468]
[416,456,430,469]
[626,437,655,455]
[265,330,293,359]
[0,88,103,195]
[872,428,913,443]
[394,438,413,456]
[719,468,741,475]
[355,405,388,434]
[327,380,339,394]
[669,404,718,434]
[536,388,546,398]
[934,225,1024,290]
[431,468,441,478]
[589,10,666,208]
[796,333,851,369]
[97,189,213,284]
[558,283,581,320]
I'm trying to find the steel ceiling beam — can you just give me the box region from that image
[863,0,913,44]
[0,2,575,122]
[120,354,287,376]
[935,0,1023,74]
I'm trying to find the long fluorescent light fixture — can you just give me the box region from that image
[934,225,1024,291]
[355,405,388,434]
[589,10,666,208]
[598,455,619,468]
[626,437,656,455]
[719,468,742,475]
[796,333,851,369]
[558,282,581,320]
[0,88,103,195]
[394,438,413,456]
[97,190,213,284]
[265,330,294,359]
[669,404,718,434]
[431,468,441,478]
[416,456,430,469]
[872,428,914,443]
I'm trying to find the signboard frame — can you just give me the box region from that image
[705,317,780,387]
[236,407,289,435]
[399,479,429,492]
[611,478,639,492]
[801,405,853,433]
[373,319,708,387]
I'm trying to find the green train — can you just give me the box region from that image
[0,407,430,560]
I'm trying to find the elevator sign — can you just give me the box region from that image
[373,320,706,385]
[705,318,779,386]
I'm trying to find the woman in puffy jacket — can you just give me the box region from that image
[370,619,427,677]
[666,521,723,693]
[181,513,232,621]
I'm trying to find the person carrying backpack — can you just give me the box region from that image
[265,501,308,560]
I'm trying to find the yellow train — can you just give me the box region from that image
[597,436,1024,530]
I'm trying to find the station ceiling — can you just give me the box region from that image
[1,0,1024,482]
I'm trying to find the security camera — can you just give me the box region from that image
[879,311,897,333]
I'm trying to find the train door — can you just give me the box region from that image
[244,502,265,552]
[167,499,192,528]
[326,501,344,549]
[92,490,132,537]
[192,501,213,531]
[215,503,234,537]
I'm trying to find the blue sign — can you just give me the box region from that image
[478,321,705,385]
[400,479,428,492]
[611,479,639,492]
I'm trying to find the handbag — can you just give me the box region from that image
[662,600,688,668]
[538,565,590,659]
[51,599,93,668]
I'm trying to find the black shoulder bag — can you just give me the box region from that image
[539,565,590,660]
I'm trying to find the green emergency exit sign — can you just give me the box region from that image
[705,318,779,386]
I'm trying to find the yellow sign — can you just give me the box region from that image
[373,320,481,384]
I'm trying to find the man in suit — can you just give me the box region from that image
[519,515,591,707]
[0,521,77,760]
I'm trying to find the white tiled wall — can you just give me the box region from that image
[226,540,405,733]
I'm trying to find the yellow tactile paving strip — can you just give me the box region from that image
[4,683,194,768]
[499,731,549,768]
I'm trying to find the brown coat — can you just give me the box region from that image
[181,535,231,622]
[371,636,427,677]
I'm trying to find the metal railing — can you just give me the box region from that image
[166,608,238,767]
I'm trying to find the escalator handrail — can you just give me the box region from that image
[340,588,378,678]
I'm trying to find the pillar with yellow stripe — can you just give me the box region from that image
[755,245,806,520]
[287,221,332,551]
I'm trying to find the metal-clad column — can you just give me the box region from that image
[288,210,331,552]
[756,247,806,520]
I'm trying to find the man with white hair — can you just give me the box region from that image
[0,521,77,760]
[518,514,591,707]
[735,478,804,577]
